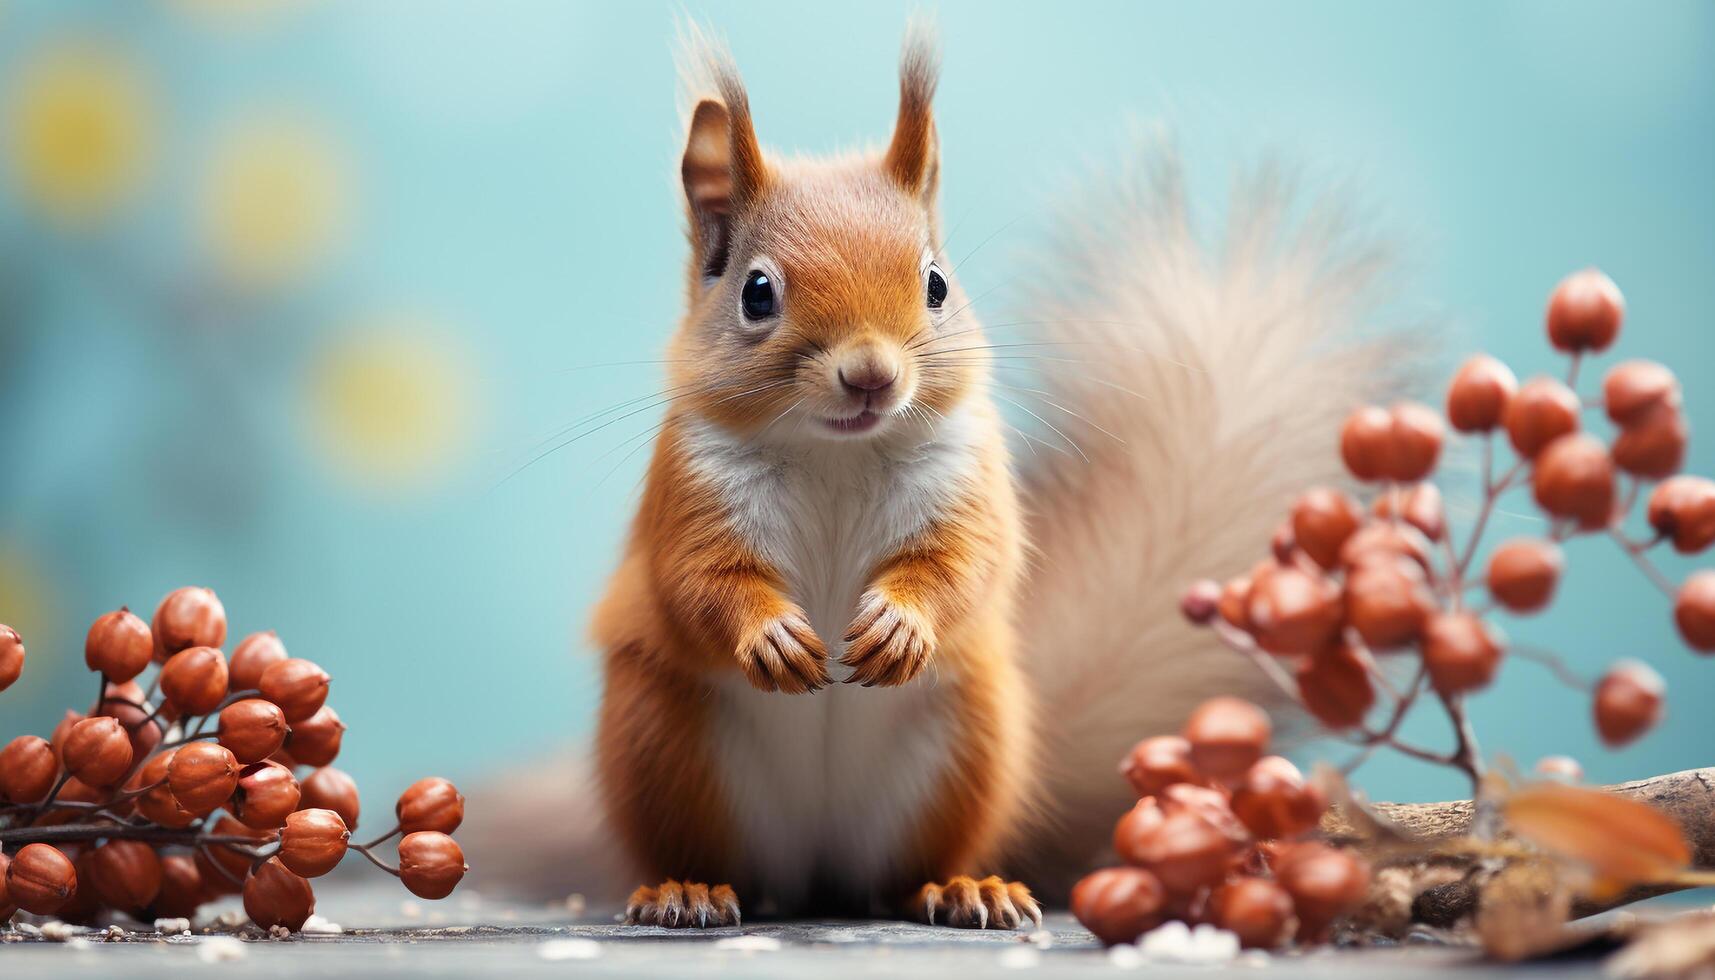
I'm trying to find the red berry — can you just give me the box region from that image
[278,808,350,878]
[1486,539,1564,613]
[1545,268,1624,353]
[1210,877,1295,949]
[230,630,290,692]
[0,624,21,692]
[85,608,153,682]
[1505,377,1580,458]
[397,776,465,835]
[1230,755,1326,840]
[1296,644,1375,730]
[1070,867,1166,946]
[1593,661,1664,747]
[1120,735,1203,798]
[1423,613,1505,695]
[1603,360,1679,427]
[243,857,316,931]
[1674,571,1715,653]
[1245,566,1343,656]
[1182,697,1271,780]
[1532,434,1615,529]
[1446,355,1517,433]
[1647,476,1715,554]
[151,587,227,663]
[1291,488,1363,568]
[398,831,466,900]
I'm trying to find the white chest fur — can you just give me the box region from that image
[682,407,984,909]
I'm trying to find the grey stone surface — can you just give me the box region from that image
[0,882,1612,978]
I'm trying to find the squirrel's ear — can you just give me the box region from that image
[883,23,940,203]
[681,89,766,280]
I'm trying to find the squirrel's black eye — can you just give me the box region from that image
[741,270,777,320]
[926,264,948,310]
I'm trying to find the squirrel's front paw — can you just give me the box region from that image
[735,610,829,694]
[840,590,934,687]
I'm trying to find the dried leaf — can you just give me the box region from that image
[1607,909,1715,979]
[1504,783,1692,886]
[1475,860,1575,962]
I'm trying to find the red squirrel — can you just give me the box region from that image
[565,23,1408,928]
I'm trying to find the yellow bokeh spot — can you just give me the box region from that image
[0,545,59,698]
[6,40,151,226]
[307,320,476,489]
[201,115,347,287]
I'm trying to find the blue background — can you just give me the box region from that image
[2,0,1712,821]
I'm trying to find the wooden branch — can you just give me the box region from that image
[1321,766,1715,923]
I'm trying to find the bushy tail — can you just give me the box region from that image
[1007,146,1422,895]
[462,745,632,904]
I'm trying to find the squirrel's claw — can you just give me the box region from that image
[736,610,829,693]
[911,876,1038,930]
[840,590,933,687]
[625,880,741,929]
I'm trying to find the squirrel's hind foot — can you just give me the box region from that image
[913,875,1040,930]
[624,880,741,928]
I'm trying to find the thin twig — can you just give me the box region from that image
[1510,643,1594,693]
[1608,528,1676,598]
[349,842,401,877]
[359,824,403,850]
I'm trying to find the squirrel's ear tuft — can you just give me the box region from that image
[883,19,941,202]
[678,24,767,279]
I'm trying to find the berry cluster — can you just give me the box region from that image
[1071,697,1370,948]
[1181,269,1713,783]
[0,588,467,932]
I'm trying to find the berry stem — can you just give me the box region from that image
[24,770,75,823]
[1352,645,1402,701]
[1454,446,1525,580]
[0,821,275,848]
[358,823,403,849]
[1509,643,1594,693]
[1374,664,1428,743]
[1439,692,1484,785]
[1608,528,1676,599]
[156,731,220,750]
[1210,621,1302,704]
[349,841,402,877]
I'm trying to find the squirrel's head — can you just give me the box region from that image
[668,23,982,444]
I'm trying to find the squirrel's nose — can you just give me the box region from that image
[839,364,898,395]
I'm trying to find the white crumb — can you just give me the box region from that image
[268,924,291,940]
[563,893,587,917]
[713,934,783,952]
[301,915,343,935]
[998,945,1041,969]
[41,921,82,942]
[1027,928,1054,949]
[216,910,248,929]
[399,900,424,919]
[153,917,192,935]
[1137,921,1241,964]
[536,938,604,961]
[197,936,248,962]
[104,924,126,941]
[1106,943,1144,968]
